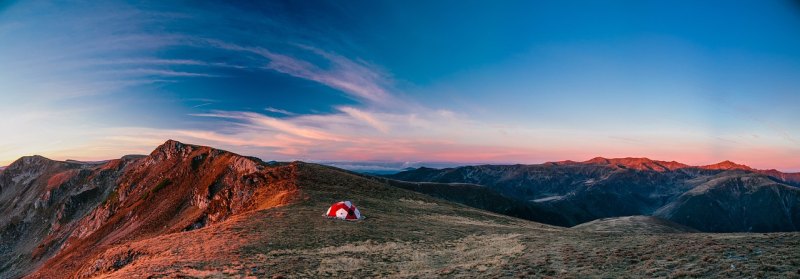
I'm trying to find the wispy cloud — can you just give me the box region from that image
[192,111,345,142]
[110,69,222,78]
[192,103,212,108]
[201,39,394,105]
[265,107,296,116]
[338,106,389,133]
[184,108,550,163]
[87,58,247,69]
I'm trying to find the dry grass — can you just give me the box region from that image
[425,214,515,228]
[278,233,524,277]
[318,257,368,273]
[398,198,438,206]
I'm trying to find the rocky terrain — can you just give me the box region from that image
[0,155,130,278]
[1,141,799,278]
[387,158,800,232]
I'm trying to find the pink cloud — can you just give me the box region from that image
[192,111,345,142]
[338,106,390,133]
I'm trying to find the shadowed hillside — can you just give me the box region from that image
[375,178,571,226]
[655,173,800,232]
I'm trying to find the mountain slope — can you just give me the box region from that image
[387,163,621,201]
[28,140,305,278]
[0,155,133,278]
[655,173,800,232]
[375,178,571,226]
[572,216,698,233]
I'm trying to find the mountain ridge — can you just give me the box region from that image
[571,156,797,178]
[4,154,796,179]
[396,156,800,184]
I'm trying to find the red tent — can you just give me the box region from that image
[325,200,363,220]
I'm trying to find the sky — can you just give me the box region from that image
[1,0,799,171]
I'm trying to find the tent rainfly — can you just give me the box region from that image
[325,200,363,220]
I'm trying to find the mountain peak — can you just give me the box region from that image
[585,157,611,164]
[7,155,55,169]
[148,139,201,161]
[701,160,752,171]
[157,139,184,150]
[583,157,688,172]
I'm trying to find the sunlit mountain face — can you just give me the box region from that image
[1,1,799,171]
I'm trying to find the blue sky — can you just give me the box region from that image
[1,0,799,171]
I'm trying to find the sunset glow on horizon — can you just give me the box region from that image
[1,1,799,171]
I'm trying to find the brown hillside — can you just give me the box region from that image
[31,140,303,278]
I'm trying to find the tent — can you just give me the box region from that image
[325,200,363,220]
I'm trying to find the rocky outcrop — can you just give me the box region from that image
[0,155,133,278]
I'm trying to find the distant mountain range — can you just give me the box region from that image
[386,157,800,232]
[317,161,468,175]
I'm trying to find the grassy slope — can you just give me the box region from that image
[572,216,699,233]
[33,163,800,278]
